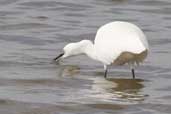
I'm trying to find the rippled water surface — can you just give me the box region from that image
[0,0,171,113]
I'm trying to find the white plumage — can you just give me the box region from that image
[94,21,149,65]
[54,21,149,78]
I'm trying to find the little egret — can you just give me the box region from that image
[54,21,149,79]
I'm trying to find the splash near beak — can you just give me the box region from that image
[53,53,64,61]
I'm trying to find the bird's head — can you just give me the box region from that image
[54,40,92,61]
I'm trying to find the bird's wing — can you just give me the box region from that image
[94,22,148,65]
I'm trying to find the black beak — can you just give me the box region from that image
[53,53,64,61]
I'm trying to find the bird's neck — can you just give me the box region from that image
[82,41,98,61]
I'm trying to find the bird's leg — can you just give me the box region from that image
[131,68,135,79]
[104,69,108,78]
[104,65,108,78]
[129,63,135,79]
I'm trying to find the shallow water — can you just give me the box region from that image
[0,0,171,113]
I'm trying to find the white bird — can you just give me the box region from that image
[54,21,149,79]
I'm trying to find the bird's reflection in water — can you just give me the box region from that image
[57,65,80,77]
[108,78,147,101]
[92,78,148,103]
[56,65,148,102]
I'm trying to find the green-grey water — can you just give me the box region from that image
[0,0,171,114]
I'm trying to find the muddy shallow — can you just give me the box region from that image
[0,0,171,114]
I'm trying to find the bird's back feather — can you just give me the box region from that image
[94,21,149,65]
